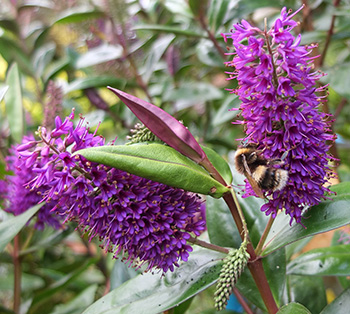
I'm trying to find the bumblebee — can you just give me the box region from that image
[234,143,289,198]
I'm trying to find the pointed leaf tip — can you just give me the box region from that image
[107,86,206,163]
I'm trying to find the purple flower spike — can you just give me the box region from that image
[223,7,337,224]
[5,110,206,273]
[107,87,206,164]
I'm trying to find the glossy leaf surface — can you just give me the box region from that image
[287,245,350,276]
[277,302,311,314]
[262,192,350,256]
[5,63,24,142]
[320,288,350,314]
[82,249,225,314]
[0,204,43,251]
[107,87,206,164]
[202,146,233,185]
[77,143,229,198]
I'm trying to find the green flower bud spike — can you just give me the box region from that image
[127,123,163,144]
[214,190,251,311]
[214,239,250,311]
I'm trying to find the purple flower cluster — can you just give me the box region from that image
[13,110,205,272]
[0,135,62,230]
[222,7,336,223]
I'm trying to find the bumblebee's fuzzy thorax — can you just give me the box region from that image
[234,144,289,196]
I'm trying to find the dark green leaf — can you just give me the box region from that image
[64,76,126,94]
[338,276,350,290]
[43,56,70,83]
[202,145,233,185]
[206,197,241,248]
[133,24,204,38]
[0,204,43,252]
[287,245,350,276]
[287,276,326,314]
[264,249,286,306]
[74,45,123,69]
[0,37,33,75]
[320,288,350,314]
[82,249,225,314]
[188,0,208,16]
[31,258,97,308]
[236,267,266,311]
[50,285,98,314]
[76,143,230,198]
[5,63,24,142]
[262,194,350,256]
[0,18,19,35]
[277,302,311,314]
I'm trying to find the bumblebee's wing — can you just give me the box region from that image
[241,154,265,199]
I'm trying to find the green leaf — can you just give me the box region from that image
[320,288,350,314]
[64,76,126,94]
[5,63,24,143]
[287,245,350,276]
[43,56,70,83]
[287,276,327,313]
[208,0,230,33]
[202,146,233,185]
[188,0,208,16]
[195,38,224,67]
[31,258,97,310]
[110,260,139,290]
[262,193,350,256]
[236,267,266,311]
[322,63,350,99]
[76,143,230,198]
[32,42,56,78]
[264,249,286,306]
[50,285,98,314]
[82,248,224,314]
[277,302,311,314]
[206,197,241,248]
[212,94,240,127]
[54,6,105,24]
[74,44,123,69]
[141,34,175,82]
[0,37,34,75]
[133,24,204,38]
[330,181,350,195]
[164,82,223,111]
[0,204,43,252]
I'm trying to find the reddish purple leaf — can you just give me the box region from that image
[108,87,206,163]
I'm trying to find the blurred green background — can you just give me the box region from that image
[0,0,350,313]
